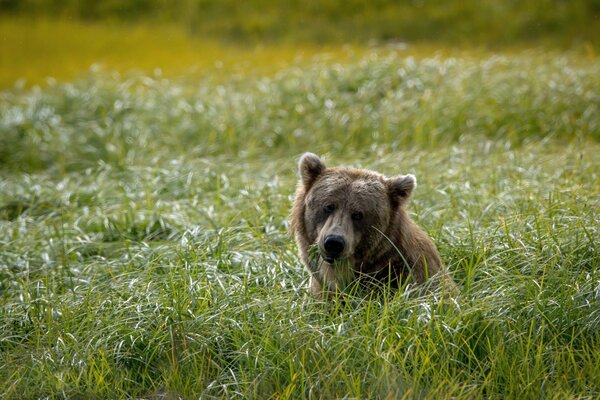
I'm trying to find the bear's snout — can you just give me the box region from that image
[323,234,345,263]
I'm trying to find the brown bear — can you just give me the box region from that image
[290,152,456,297]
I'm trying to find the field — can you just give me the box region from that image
[1,4,600,398]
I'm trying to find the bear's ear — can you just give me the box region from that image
[298,152,326,188]
[387,174,417,207]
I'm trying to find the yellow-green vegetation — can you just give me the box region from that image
[1,49,599,398]
[0,17,371,88]
[3,0,600,89]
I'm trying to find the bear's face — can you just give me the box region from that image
[296,153,416,266]
[304,172,390,263]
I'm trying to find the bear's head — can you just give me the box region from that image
[293,152,416,266]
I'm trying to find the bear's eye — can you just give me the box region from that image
[323,204,336,214]
[351,211,364,221]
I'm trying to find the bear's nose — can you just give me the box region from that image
[323,235,345,261]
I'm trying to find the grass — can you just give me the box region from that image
[1,49,599,397]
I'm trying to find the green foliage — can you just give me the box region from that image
[3,0,600,46]
[0,52,599,398]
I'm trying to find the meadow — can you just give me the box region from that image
[1,48,599,398]
[1,4,600,397]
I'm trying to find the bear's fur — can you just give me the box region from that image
[290,152,456,296]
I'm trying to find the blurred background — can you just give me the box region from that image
[1,0,599,88]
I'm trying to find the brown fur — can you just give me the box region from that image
[290,152,456,297]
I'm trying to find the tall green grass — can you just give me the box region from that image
[0,52,599,398]
[2,52,598,172]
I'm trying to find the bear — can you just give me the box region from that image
[290,152,456,297]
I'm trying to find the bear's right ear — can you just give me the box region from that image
[298,152,326,188]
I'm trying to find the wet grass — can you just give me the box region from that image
[0,51,599,398]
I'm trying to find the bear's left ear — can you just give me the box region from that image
[298,152,326,188]
[387,174,417,207]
